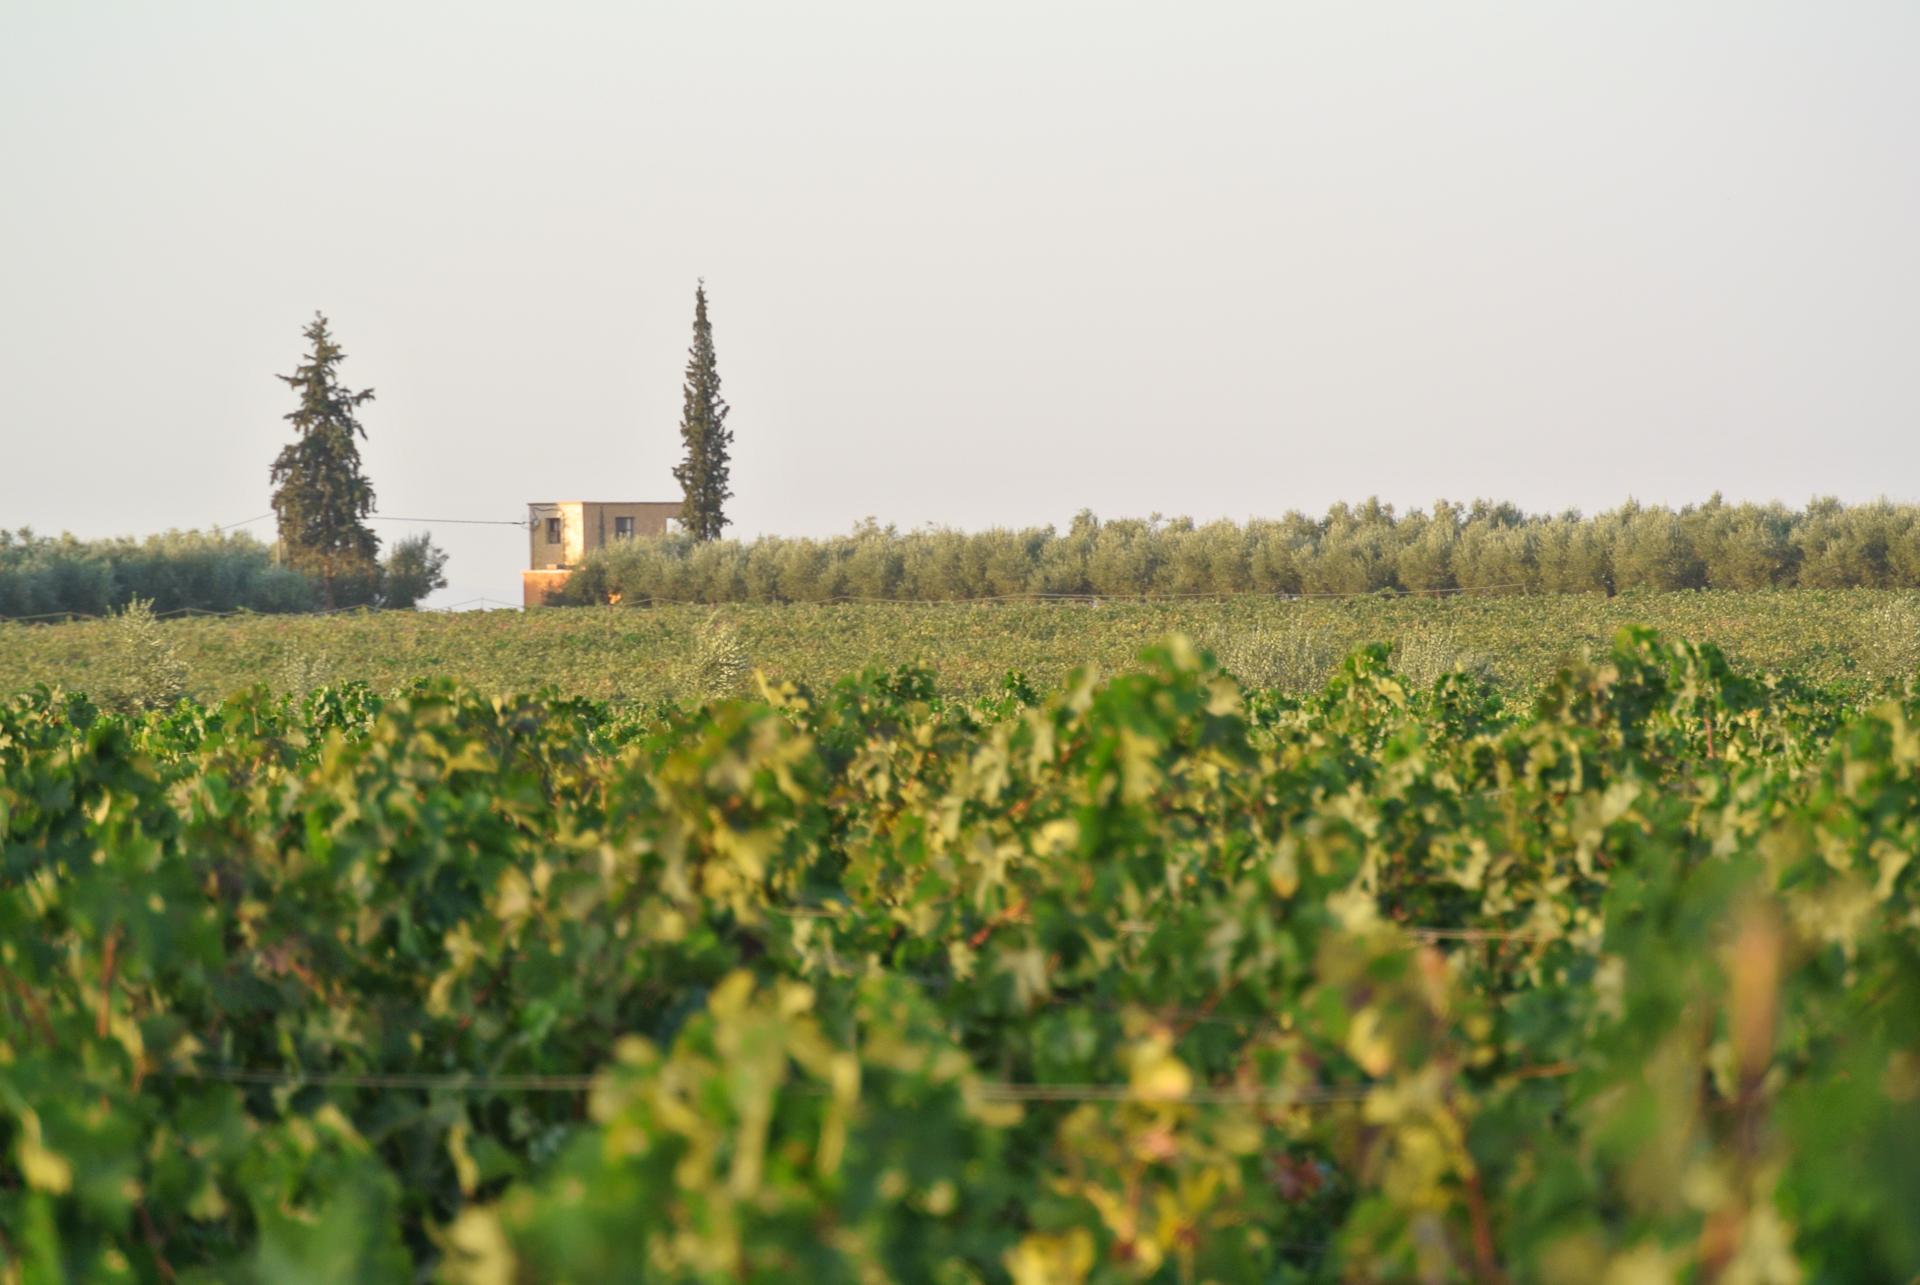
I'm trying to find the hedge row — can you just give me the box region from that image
[561,496,1920,604]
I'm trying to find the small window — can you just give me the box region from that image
[614,516,636,539]
[545,517,562,543]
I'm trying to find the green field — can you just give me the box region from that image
[4,589,1919,703]
[3,631,1916,1281]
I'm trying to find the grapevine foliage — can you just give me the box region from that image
[1,631,1916,1282]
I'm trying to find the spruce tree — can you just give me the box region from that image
[269,313,381,607]
[672,281,733,541]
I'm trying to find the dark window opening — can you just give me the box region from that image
[545,517,562,543]
[615,516,635,539]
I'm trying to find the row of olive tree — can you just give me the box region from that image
[0,528,449,620]
[556,496,1920,604]
[0,529,313,619]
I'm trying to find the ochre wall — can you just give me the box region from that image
[528,501,680,570]
[581,502,682,551]
[528,503,583,570]
[521,569,573,607]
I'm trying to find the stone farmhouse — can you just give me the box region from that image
[523,500,681,606]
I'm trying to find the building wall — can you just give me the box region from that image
[529,501,683,571]
[528,502,584,570]
[522,569,573,607]
[563,502,588,565]
[581,502,683,552]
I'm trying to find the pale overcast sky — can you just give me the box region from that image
[3,2,1917,607]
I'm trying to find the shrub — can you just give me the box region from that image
[676,611,750,701]
[98,597,188,710]
[378,533,450,609]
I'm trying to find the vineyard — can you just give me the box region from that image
[4,590,1920,707]
[2,629,1917,1281]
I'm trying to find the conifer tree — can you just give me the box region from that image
[269,313,381,607]
[672,281,733,541]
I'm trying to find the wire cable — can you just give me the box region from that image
[366,515,529,526]
[211,512,528,531]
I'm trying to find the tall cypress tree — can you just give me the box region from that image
[269,313,380,607]
[672,281,733,541]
